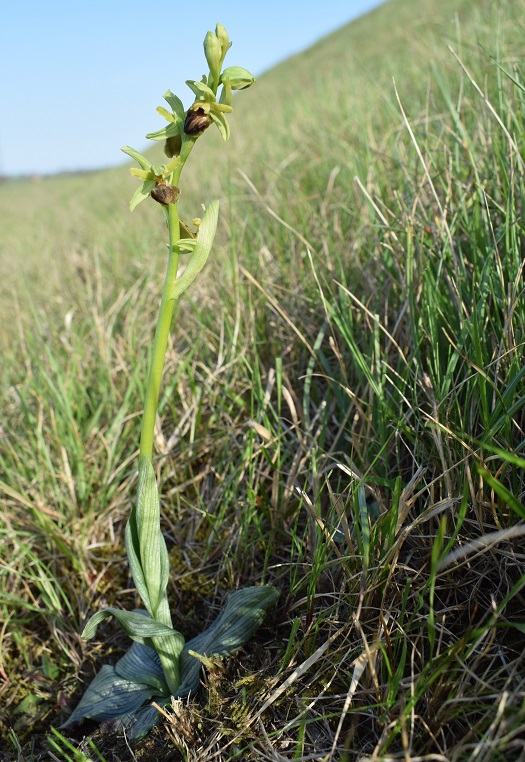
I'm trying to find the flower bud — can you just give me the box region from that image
[150,184,180,205]
[204,31,222,87]
[164,134,182,158]
[220,66,256,91]
[215,24,231,58]
[184,107,212,136]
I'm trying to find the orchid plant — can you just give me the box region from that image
[62,24,278,740]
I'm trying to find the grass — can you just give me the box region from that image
[1,0,525,758]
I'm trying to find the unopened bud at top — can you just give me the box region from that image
[215,23,232,59]
[204,31,222,88]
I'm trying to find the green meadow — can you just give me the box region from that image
[2,0,525,758]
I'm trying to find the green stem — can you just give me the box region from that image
[136,136,198,696]
[139,202,181,460]
[139,137,197,460]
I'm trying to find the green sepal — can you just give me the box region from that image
[129,180,156,211]
[186,79,215,99]
[163,89,185,120]
[220,66,256,90]
[81,607,180,644]
[210,110,230,141]
[121,146,153,171]
[169,201,219,301]
[146,121,182,141]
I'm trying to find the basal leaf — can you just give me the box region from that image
[178,586,279,696]
[114,641,167,694]
[60,665,157,727]
[105,700,169,740]
[125,507,152,614]
[81,607,178,644]
[136,457,167,617]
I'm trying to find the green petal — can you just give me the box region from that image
[129,167,153,180]
[156,105,175,123]
[210,102,233,114]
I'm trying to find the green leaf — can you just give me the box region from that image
[178,586,279,696]
[125,507,152,614]
[163,89,186,120]
[81,607,178,644]
[114,640,168,694]
[136,457,170,618]
[60,664,158,728]
[104,701,168,740]
[169,201,219,301]
[121,146,153,171]
[129,180,156,212]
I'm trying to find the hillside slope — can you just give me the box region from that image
[0,0,511,341]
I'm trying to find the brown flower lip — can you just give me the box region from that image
[184,107,212,136]
[150,184,181,205]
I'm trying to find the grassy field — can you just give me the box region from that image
[2,0,525,758]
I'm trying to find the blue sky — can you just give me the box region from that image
[0,0,385,176]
